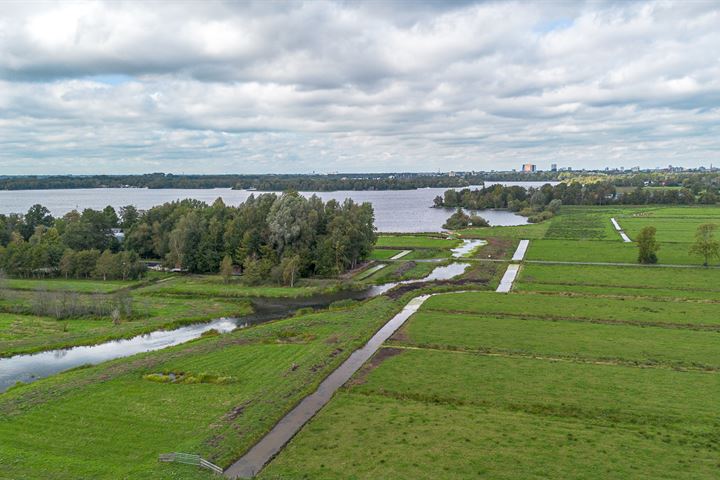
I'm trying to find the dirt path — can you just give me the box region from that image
[611,217,632,242]
[390,250,412,260]
[496,264,520,293]
[511,239,530,261]
[496,239,529,292]
[224,295,432,478]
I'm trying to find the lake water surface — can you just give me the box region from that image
[0,182,553,232]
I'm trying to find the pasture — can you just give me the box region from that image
[0,297,401,479]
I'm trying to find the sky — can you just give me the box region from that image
[0,0,719,175]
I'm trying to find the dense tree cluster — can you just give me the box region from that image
[0,173,241,190]
[435,184,564,223]
[232,174,476,191]
[442,209,489,230]
[1,193,376,283]
[436,180,718,218]
[0,204,144,279]
[124,192,376,281]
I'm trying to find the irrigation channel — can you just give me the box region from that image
[0,259,472,393]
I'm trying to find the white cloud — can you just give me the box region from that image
[0,0,719,174]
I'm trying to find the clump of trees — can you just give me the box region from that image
[637,226,660,264]
[124,192,376,283]
[436,184,563,223]
[442,208,489,230]
[0,194,377,285]
[689,224,720,266]
[435,178,718,220]
[0,204,146,280]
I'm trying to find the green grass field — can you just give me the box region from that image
[460,221,549,239]
[517,263,720,299]
[524,239,705,264]
[1,277,143,293]
[264,276,720,479]
[392,310,720,368]
[620,216,720,243]
[423,290,720,327]
[5,205,720,479]
[0,297,402,479]
[264,348,719,479]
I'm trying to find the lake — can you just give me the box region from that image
[0,182,553,232]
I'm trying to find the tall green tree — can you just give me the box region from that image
[280,254,301,287]
[689,223,720,266]
[21,204,54,240]
[636,226,659,264]
[220,255,234,284]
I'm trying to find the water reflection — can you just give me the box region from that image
[451,239,488,258]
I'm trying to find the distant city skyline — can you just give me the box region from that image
[1,1,719,175]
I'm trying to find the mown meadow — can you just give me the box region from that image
[261,204,720,479]
[0,297,404,479]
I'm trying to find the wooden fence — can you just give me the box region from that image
[159,452,223,475]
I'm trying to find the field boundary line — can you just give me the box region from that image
[420,307,720,331]
[386,345,720,373]
[524,260,720,269]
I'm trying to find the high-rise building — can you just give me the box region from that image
[522,163,536,173]
[550,163,557,172]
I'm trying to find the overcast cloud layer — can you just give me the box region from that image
[0,1,719,174]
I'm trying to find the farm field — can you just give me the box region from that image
[460,221,549,239]
[0,297,402,479]
[1,277,142,293]
[524,239,701,264]
[421,290,720,327]
[620,216,720,243]
[517,263,720,299]
[264,349,719,479]
[368,248,403,260]
[3,203,720,479]
[262,206,720,479]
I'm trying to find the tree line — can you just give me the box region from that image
[435,184,564,223]
[436,181,719,214]
[0,193,377,284]
[0,173,475,191]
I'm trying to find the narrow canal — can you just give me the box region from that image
[0,262,470,392]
